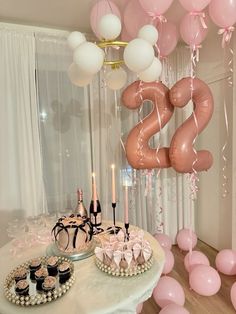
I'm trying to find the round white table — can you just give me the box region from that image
[0,225,164,314]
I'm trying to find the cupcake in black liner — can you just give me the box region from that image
[14,267,28,283]
[42,276,57,292]
[29,258,41,280]
[15,279,29,296]
[35,267,48,291]
[58,261,71,284]
[47,256,59,276]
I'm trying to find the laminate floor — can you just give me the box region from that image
[141,241,236,314]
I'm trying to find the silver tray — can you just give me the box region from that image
[4,256,75,307]
[46,241,96,261]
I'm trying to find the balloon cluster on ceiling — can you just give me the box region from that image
[67,0,236,90]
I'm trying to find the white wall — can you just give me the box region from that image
[196,34,234,250]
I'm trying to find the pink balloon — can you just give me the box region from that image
[179,0,211,12]
[215,249,236,275]
[231,282,236,310]
[159,303,190,314]
[176,229,197,251]
[162,248,175,275]
[153,276,185,308]
[157,21,179,57]
[184,251,210,272]
[209,0,236,28]
[136,302,143,313]
[121,24,133,42]
[189,265,221,296]
[180,12,208,47]
[154,233,172,250]
[124,0,150,38]
[139,0,174,15]
[90,0,121,39]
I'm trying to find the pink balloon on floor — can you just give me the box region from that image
[231,282,236,310]
[153,276,185,308]
[159,303,190,314]
[162,248,175,275]
[215,249,236,275]
[184,250,210,272]
[154,233,172,250]
[90,0,121,39]
[176,229,197,251]
[179,0,211,12]
[136,302,143,313]
[209,0,236,28]
[124,0,150,39]
[189,265,221,296]
[180,12,208,47]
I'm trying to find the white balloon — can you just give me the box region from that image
[124,38,154,73]
[67,31,86,50]
[98,14,122,40]
[138,24,159,46]
[68,63,93,87]
[73,42,104,75]
[105,67,127,90]
[138,57,162,82]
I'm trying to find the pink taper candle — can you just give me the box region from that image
[124,183,129,224]
[111,164,116,204]
[92,173,97,213]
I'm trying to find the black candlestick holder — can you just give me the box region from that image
[124,222,129,241]
[92,212,103,235]
[107,202,122,234]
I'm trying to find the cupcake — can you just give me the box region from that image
[47,256,59,276]
[35,267,48,291]
[42,276,56,292]
[29,258,41,280]
[14,267,28,283]
[15,279,29,296]
[58,261,71,284]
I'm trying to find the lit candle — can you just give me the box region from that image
[124,182,129,224]
[111,164,116,204]
[92,173,97,213]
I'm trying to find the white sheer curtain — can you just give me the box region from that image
[0,25,194,247]
[0,27,45,245]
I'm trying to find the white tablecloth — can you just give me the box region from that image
[0,225,164,314]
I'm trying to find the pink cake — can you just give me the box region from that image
[52,214,93,253]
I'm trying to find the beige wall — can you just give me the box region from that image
[196,35,234,250]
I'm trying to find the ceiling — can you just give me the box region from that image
[0,0,216,35]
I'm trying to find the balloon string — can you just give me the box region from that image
[190,11,207,29]
[218,26,235,49]
[136,80,145,167]
[221,47,233,197]
[147,12,167,26]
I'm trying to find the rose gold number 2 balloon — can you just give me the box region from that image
[122,78,214,173]
[122,81,174,169]
[169,77,214,173]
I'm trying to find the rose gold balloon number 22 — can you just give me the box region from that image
[122,78,214,173]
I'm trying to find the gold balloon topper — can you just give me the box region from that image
[97,40,128,68]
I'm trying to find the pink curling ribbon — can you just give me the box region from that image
[190,11,208,29]
[218,26,235,48]
[189,45,202,67]
[147,12,167,25]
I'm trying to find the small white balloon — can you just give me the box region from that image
[124,38,154,73]
[138,57,162,82]
[98,14,122,40]
[68,63,93,87]
[67,31,86,50]
[73,42,104,75]
[105,67,127,90]
[138,24,159,46]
